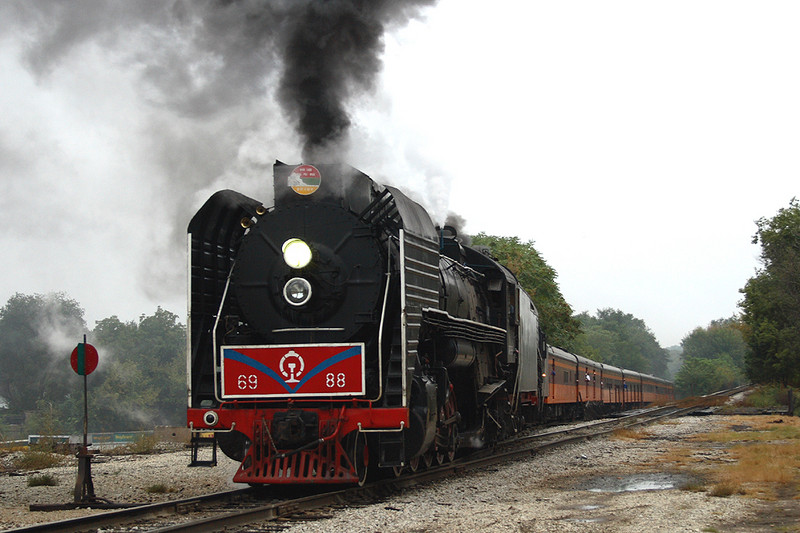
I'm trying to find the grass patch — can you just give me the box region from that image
[27,473,58,487]
[720,441,800,485]
[11,450,64,471]
[709,481,746,497]
[145,483,177,494]
[661,415,800,500]
[611,427,651,440]
[681,481,707,493]
[658,447,696,467]
[691,416,800,444]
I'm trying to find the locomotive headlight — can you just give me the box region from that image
[283,277,312,306]
[282,238,312,269]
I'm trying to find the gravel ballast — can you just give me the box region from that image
[1,415,796,532]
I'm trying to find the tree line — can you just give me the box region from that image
[673,199,800,392]
[475,196,800,398]
[0,294,184,438]
[739,198,800,387]
[2,200,797,436]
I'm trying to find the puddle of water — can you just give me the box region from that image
[589,479,673,492]
[576,473,691,493]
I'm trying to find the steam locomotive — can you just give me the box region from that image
[186,162,673,485]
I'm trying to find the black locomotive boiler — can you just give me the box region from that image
[186,162,672,485]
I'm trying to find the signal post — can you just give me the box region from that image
[30,336,131,511]
[70,336,99,504]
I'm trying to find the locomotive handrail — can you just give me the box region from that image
[423,308,506,333]
[210,262,236,404]
[445,257,487,281]
[368,269,392,403]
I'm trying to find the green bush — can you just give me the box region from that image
[27,473,58,487]
[145,483,176,494]
[744,384,790,408]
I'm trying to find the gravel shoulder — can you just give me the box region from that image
[0,446,245,530]
[284,415,758,533]
[2,415,799,532]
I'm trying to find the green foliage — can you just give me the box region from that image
[674,318,748,397]
[664,346,683,378]
[0,293,86,413]
[573,309,669,377]
[674,354,745,398]
[740,198,800,386]
[743,384,795,410]
[470,233,581,349]
[90,308,186,431]
[0,292,186,434]
[682,317,747,367]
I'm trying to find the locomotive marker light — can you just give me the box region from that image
[283,277,312,306]
[282,237,312,268]
[203,410,219,427]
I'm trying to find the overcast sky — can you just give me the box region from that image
[1,0,798,348]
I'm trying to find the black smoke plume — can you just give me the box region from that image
[7,0,437,160]
[0,0,439,317]
[277,0,437,159]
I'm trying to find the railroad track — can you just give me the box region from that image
[7,392,745,533]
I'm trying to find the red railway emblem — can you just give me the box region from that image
[279,350,304,383]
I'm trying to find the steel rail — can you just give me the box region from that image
[5,489,253,533]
